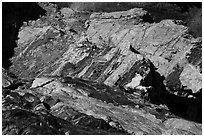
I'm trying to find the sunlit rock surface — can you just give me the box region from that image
[10,6,201,95]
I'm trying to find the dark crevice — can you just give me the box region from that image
[164,92,202,123]
[60,76,135,107]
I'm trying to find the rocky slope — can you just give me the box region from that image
[2,71,202,135]
[3,2,202,135]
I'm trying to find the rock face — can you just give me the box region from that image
[86,11,202,94]
[10,5,201,96]
[3,2,202,135]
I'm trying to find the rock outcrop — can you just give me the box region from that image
[3,2,202,135]
[10,4,201,96]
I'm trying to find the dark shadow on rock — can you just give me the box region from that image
[140,63,166,104]
[61,76,135,107]
[2,2,46,69]
[142,13,154,23]
[141,63,202,123]
[164,91,202,123]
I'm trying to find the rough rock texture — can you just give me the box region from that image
[163,118,202,135]
[86,10,202,94]
[2,72,202,135]
[3,2,202,135]
[10,5,201,96]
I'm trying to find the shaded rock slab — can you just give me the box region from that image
[29,77,201,135]
[2,74,127,135]
[2,68,202,135]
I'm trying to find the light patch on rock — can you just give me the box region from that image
[60,8,75,18]
[18,26,51,46]
[104,53,140,86]
[179,64,202,93]
[164,118,202,135]
[125,74,143,89]
[31,77,53,88]
[135,85,149,92]
[2,77,11,87]
[77,61,93,78]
